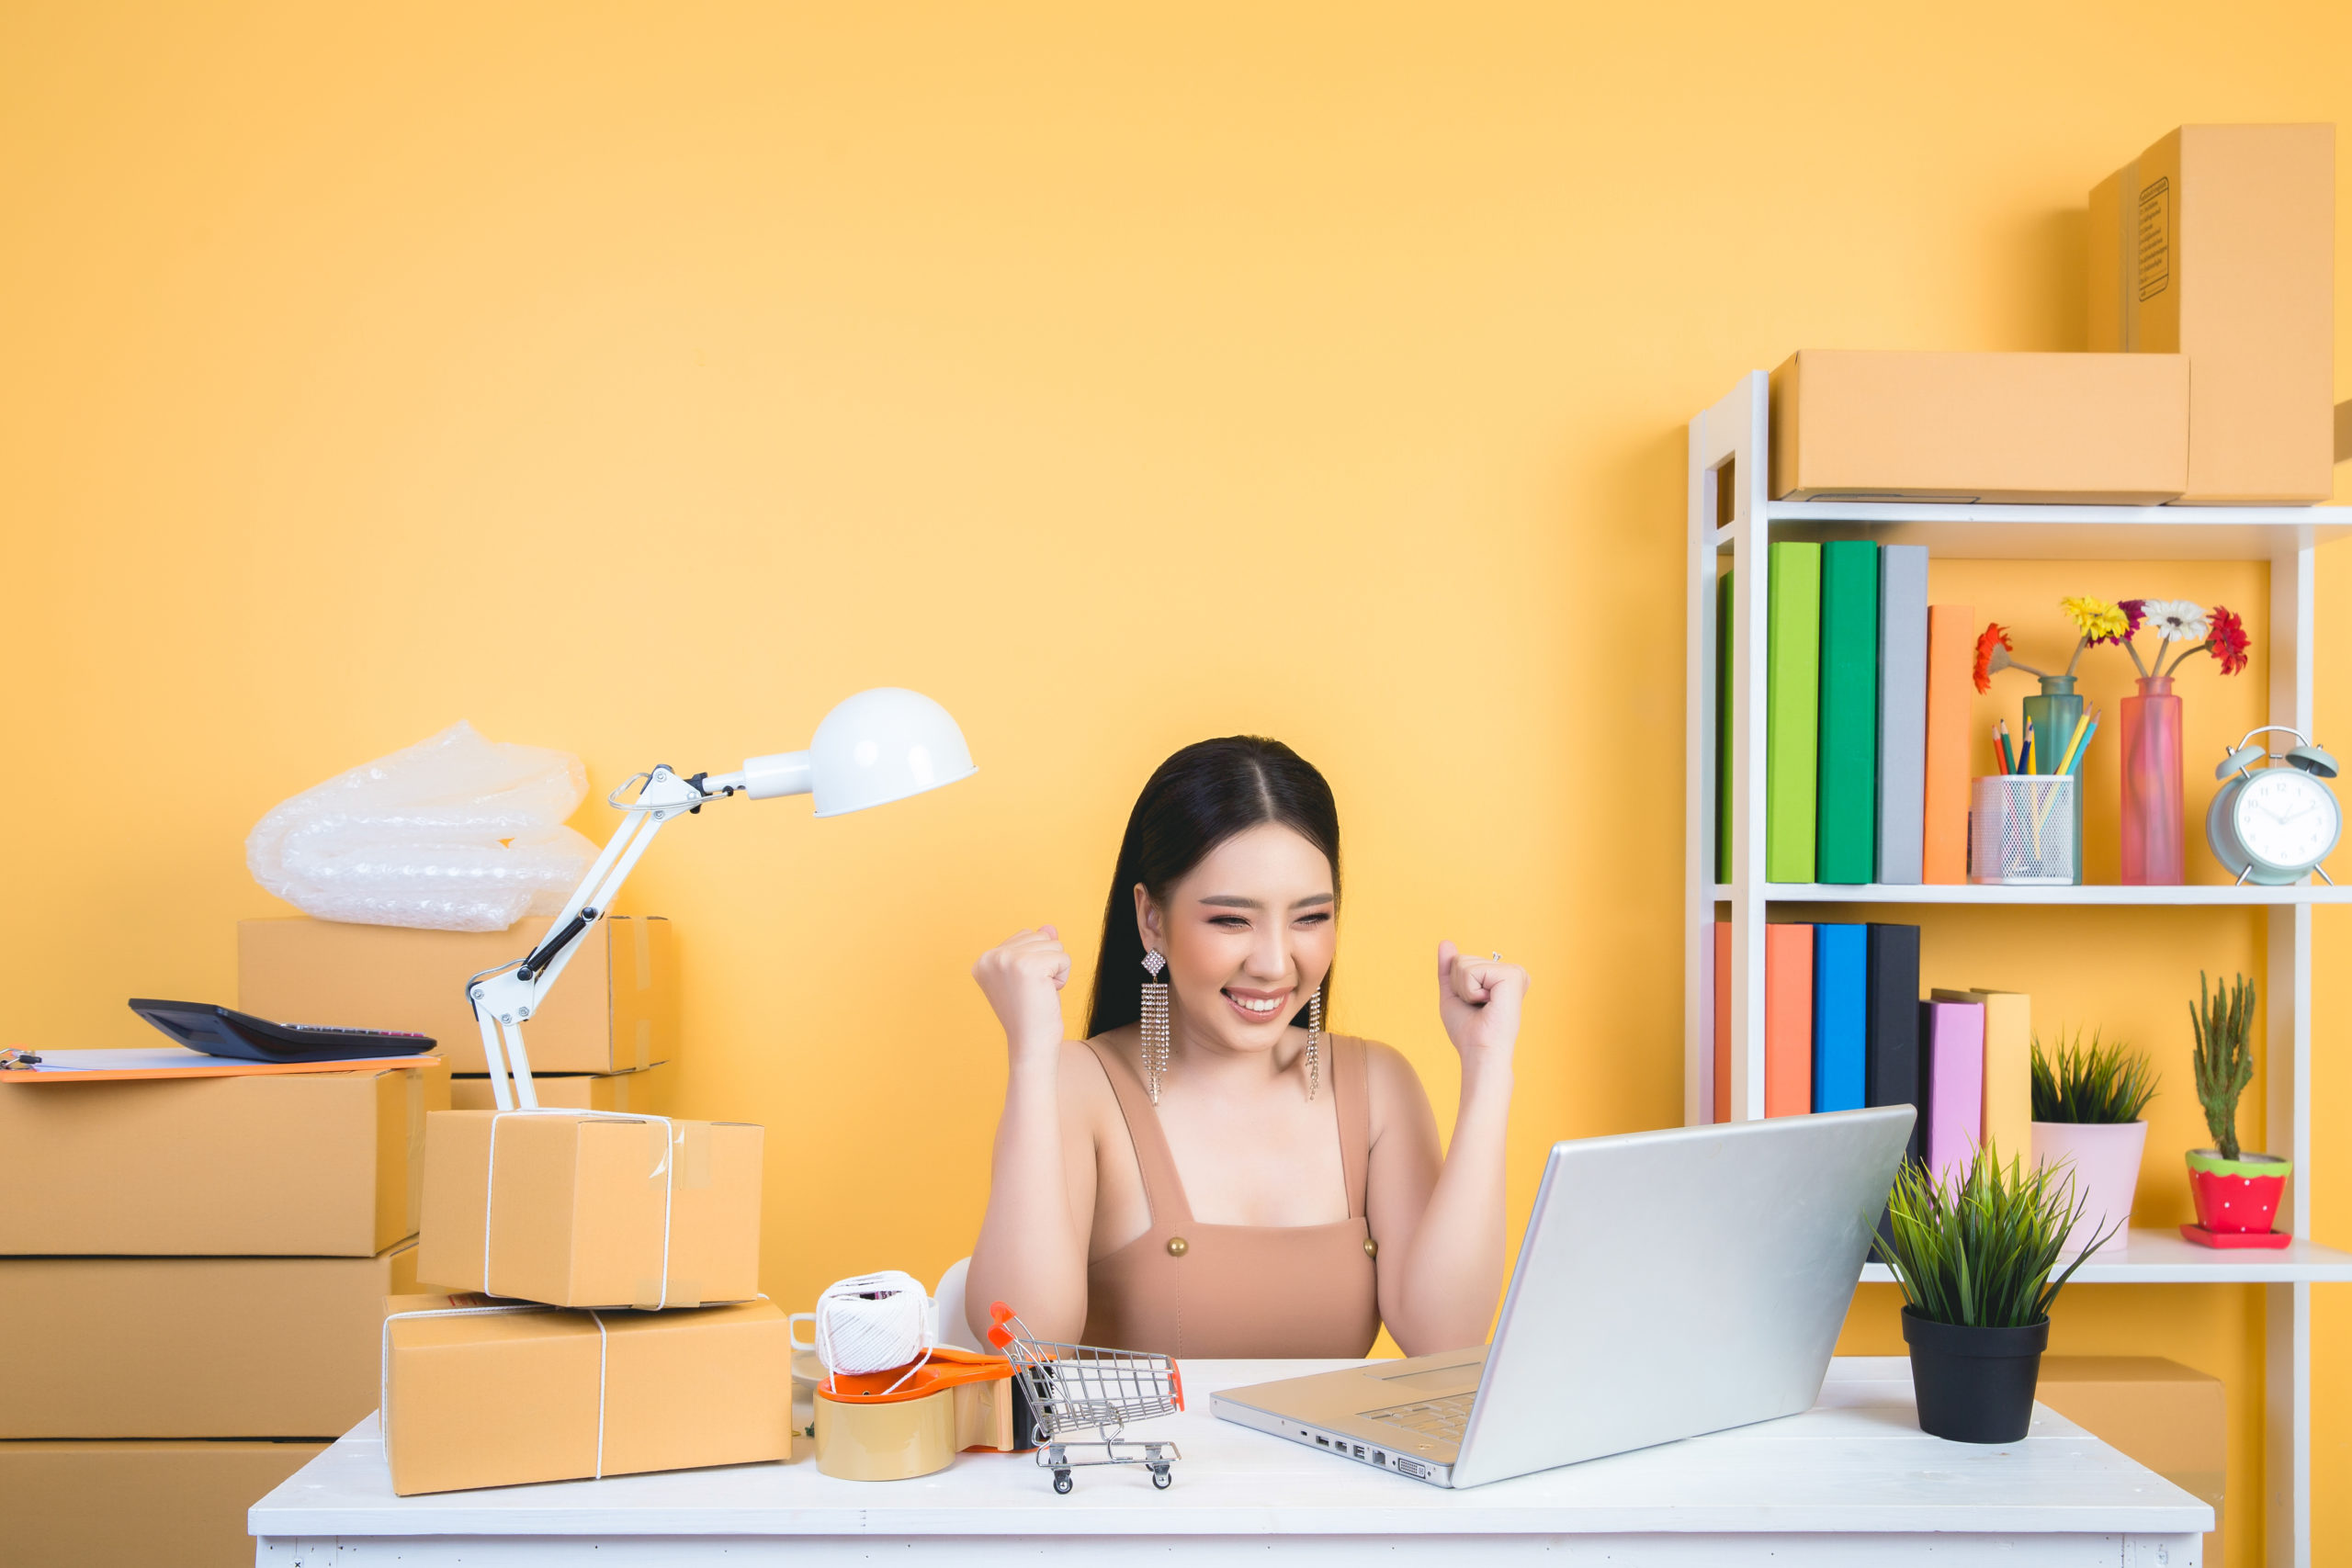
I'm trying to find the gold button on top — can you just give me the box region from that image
[1167,1235,1189,1258]
[1363,1237,1379,1258]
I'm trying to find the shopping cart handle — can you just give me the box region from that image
[987,1325,1012,1348]
[1170,1361,1184,1411]
[989,1302,1014,1323]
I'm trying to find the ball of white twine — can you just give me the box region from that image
[814,1270,936,1382]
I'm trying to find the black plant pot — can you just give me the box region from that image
[1901,1307,2050,1444]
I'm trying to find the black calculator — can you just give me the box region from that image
[127,999,435,1064]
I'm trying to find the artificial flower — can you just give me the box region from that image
[2142,599,2209,643]
[2205,605,2249,676]
[1973,623,2011,693]
[2098,599,2148,646]
[2061,596,2130,644]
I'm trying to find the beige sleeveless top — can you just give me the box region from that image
[1079,1033,1381,1359]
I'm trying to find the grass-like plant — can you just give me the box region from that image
[2189,971,2257,1161]
[2030,1029,2159,1124]
[1871,1145,2111,1329]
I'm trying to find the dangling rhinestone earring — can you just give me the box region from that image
[1305,983,1323,1100]
[1140,950,1171,1105]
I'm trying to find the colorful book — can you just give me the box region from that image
[1875,546,1929,885]
[1765,922,1815,1118]
[1864,923,1924,1164]
[1766,545,1822,882]
[1937,987,2032,1169]
[1815,543,1880,884]
[1921,604,1975,885]
[1713,920,1732,1123]
[1715,570,1735,886]
[1811,923,1867,1112]
[1920,998,1985,1188]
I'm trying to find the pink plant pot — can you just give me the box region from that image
[2031,1120,2148,1255]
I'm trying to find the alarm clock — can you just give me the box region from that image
[2206,725,2341,886]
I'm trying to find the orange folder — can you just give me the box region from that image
[1764,923,1814,1118]
[1713,921,1731,1123]
[1921,604,1975,885]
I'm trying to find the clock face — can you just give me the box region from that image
[2234,769,2341,871]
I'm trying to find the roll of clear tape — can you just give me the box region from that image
[814,1271,935,1380]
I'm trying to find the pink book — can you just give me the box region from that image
[1921,998,1984,1187]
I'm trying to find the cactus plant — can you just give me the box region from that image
[2188,972,2256,1161]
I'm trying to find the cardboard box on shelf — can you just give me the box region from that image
[0,1438,329,1568]
[0,1065,444,1257]
[416,1111,762,1308]
[0,1242,417,1438]
[450,1066,672,1114]
[238,914,676,1077]
[383,1296,793,1495]
[2088,123,2334,504]
[2034,1357,2223,1562]
[1768,350,2188,503]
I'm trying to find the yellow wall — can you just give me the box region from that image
[5,6,2348,1562]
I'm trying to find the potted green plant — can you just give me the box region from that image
[2030,1029,2159,1256]
[1874,1145,2111,1443]
[2184,972,2291,1247]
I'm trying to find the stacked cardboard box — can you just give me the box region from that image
[0,1063,443,1568]
[2035,1358,2225,1566]
[240,913,678,1105]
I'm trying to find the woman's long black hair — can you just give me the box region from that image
[1085,736,1341,1039]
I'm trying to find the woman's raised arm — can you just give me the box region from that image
[963,927,1097,1345]
[1363,942,1527,1356]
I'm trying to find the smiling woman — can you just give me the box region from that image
[965,738,1529,1359]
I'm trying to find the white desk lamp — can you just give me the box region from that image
[465,687,976,1111]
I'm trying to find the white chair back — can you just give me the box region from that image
[932,1256,985,1351]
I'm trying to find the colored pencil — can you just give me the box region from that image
[1996,720,2016,774]
[2021,719,2035,776]
[2067,711,2102,775]
[2055,711,2094,777]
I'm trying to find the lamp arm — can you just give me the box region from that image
[464,765,716,1111]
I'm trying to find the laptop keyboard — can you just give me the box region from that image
[1364,1392,1473,1444]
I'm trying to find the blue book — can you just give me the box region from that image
[1812,923,1868,1112]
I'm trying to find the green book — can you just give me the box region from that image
[1716,570,1734,885]
[1815,540,1881,884]
[1766,543,1821,882]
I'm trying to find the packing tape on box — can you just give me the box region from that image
[482,1109,683,1310]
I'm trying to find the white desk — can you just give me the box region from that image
[253,1356,2213,1566]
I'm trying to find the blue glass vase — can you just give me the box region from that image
[2020,676,2086,886]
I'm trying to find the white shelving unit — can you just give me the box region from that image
[1685,371,2352,1568]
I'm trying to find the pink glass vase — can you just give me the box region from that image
[2120,676,2184,885]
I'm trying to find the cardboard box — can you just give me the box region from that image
[451,1066,673,1114]
[1768,350,2189,502]
[2035,1357,2223,1562]
[384,1296,792,1495]
[0,1438,329,1568]
[0,1242,417,1438]
[239,913,677,1076]
[0,1065,445,1257]
[417,1111,762,1308]
[2089,124,2335,503]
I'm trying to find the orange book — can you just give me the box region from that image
[1713,921,1731,1123]
[1921,604,1974,884]
[1764,923,1815,1118]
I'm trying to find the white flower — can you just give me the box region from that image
[2142,599,2209,642]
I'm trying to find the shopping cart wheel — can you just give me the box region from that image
[1150,1465,1171,1489]
[1053,1471,1073,1495]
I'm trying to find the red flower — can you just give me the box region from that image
[1973,623,2011,694]
[2207,605,2249,676]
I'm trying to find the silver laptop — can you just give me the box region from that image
[1212,1106,1913,1488]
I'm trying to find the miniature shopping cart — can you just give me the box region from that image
[987,1301,1183,1494]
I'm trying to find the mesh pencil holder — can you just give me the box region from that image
[1969,775,2077,886]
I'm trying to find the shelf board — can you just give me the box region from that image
[1707,502,2352,560]
[1711,882,2351,907]
[1860,1228,2352,1285]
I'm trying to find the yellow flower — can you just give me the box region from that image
[2061,596,2128,644]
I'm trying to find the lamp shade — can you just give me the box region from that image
[803,687,977,816]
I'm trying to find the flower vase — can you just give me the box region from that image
[2021,676,2085,886]
[2120,676,2184,885]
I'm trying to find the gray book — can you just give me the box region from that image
[1875,546,1929,884]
